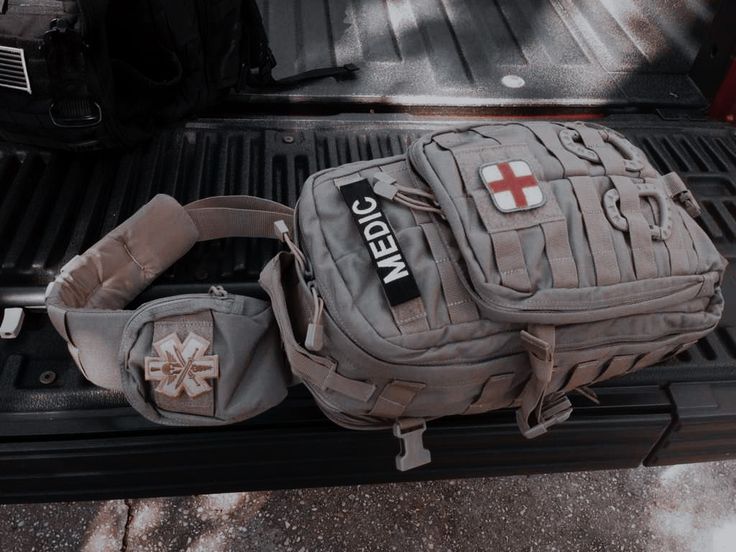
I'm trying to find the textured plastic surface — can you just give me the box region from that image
[241,0,716,108]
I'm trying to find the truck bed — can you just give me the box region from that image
[0,114,734,502]
[243,0,718,109]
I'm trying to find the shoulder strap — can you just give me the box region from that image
[185,195,294,240]
[46,193,293,314]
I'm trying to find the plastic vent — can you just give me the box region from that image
[0,45,31,94]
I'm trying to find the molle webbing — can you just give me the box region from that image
[369,380,425,418]
[492,230,532,292]
[379,162,479,330]
[570,176,621,285]
[610,176,657,279]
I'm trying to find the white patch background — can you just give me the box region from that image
[481,160,543,210]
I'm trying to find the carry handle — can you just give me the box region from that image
[560,125,645,172]
[603,184,672,241]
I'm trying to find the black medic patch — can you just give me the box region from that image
[338,177,421,307]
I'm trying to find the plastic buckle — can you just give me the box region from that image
[305,322,324,352]
[59,255,81,275]
[393,420,431,471]
[372,173,398,200]
[273,219,291,242]
[674,190,701,218]
[0,308,25,339]
[517,393,573,439]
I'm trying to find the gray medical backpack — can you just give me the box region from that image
[259,121,726,470]
[46,120,725,471]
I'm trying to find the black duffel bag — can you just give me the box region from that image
[0,0,356,150]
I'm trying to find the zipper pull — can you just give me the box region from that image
[372,173,444,217]
[208,285,228,298]
[373,172,400,200]
[305,284,325,352]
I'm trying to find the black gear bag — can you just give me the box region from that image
[0,0,357,150]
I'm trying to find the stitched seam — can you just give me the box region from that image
[121,241,146,273]
[380,397,404,408]
[397,313,428,324]
[500,267,527,275]
[156,322,212,327]
[446,299,472,307]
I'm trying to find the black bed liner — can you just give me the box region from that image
[0,114,735,502]
[242,0,718,109]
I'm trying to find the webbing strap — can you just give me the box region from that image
[421,222,479,324]
[465,373,515,415]
[369,380,426,418]
[291,352,376,402]
[185,195,294,241]
[392,297,430,333]
[595,354,637,382]
[517,324,556,431]
[679,206,704,272]
[632,345,673,371]
[491,230,532,292]
[570,176,621,285]
[262,253,376,403]
[541,220,578,288]
[662,205,691,275]
[563,358,605,393]
[186,195,294,214]
[574,124,626,175]
[376,165,431,335]
[519,123,587,176]
[610,176,657,279]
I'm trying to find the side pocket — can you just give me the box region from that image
[259,252,377,403]
[450,142,577,292]
[119,293,290,426]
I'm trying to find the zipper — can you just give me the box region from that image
[125,292,232,328]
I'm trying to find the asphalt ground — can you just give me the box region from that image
[0,460,734,552]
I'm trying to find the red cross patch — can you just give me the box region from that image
[480,160,545,212]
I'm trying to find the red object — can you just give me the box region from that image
[488,162,538,208]
[710,59,736,122]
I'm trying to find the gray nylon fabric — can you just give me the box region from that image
[270,121,726,437]
[120,294,289,426]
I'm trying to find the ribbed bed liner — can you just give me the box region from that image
[244,0,718,108]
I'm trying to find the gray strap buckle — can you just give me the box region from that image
[517,392,573,439]
[393,419,431,471]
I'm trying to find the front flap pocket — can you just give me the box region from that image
[452,142,566,231]
[449,142,577,293]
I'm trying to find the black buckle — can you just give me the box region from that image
[49,100,102,128]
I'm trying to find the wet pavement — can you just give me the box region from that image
[0,460,734,552]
